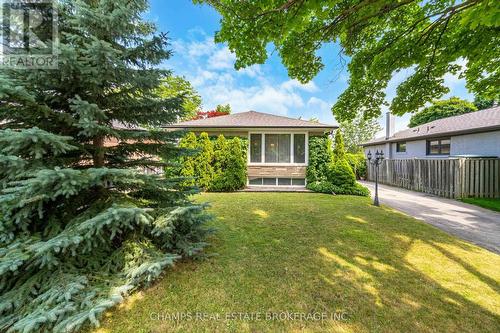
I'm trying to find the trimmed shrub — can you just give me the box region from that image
[212,134,229,174]
[346,153,367,180]
[327,158,356,186]
[210,136,246,191]
[210,137,247,191]
[239,137,248,156]
[177,132,198,187]
[195,132,214,189]
[307,131,369,196]
[332,129,346,160]
[227,138,247,189]
[307,181,370,196]
[174,133,246,192]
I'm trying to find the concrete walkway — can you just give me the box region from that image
[360,181,500,254]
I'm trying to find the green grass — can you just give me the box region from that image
[461,197,500,212]
[92,193,500,333]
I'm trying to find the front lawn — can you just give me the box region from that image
[93,193,500,333]
[461,197,500,212]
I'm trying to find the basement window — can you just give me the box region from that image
[248,177,306,186]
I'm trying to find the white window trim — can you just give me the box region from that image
[247,131,309,166]
[246,177,307,187]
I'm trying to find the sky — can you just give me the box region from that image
[147,0,474,136]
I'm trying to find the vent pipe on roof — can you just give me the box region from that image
[386,112,395,140]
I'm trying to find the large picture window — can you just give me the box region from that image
[427,138,451,155]
[265,134,290,163]
[249,133,307,164]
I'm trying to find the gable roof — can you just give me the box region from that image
[363,106,500,146]
[163,111,337,130]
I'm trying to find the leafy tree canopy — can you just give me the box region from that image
[197,0,500,121]
[157,75,202,120]
[409,97,477,127]
[473,95,499,110]
[339,116,381,153]
[215,104,232,114]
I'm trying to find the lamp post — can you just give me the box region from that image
[367,150,384,206]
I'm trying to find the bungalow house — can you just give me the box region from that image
[362,106,500,159]
[164,111,337,187]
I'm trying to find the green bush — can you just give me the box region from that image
[177,132,198,187]
[332,129,346,160]
[327,158,356,186]
[307,181,370,196]
[306,136,332,183]
[210,136,247,191]
[346,153,367,179]
[195,132,214,189]
[212,134,229,171]
[174,133,246,192]
[239,137,248,156]
[307,131,369,196]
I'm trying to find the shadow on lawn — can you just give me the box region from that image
[314,205,500,333]
[91,193,500,333]
[430,242,500,295]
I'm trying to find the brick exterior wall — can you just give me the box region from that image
[247,166,306,178]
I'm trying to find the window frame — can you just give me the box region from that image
[396,142,407,153]
[247,131,309,166]
[426,137,451,156]
[247,177,307,187]
[249,133,263,163]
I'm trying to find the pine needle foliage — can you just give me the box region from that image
[0,1,211,332]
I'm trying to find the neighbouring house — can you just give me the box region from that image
[362,106,500,159]
[164,111,337,187]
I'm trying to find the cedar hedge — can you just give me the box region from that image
[176,133,247,192]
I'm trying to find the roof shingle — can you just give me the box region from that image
[363,106,500,146]
[163,111,336,129]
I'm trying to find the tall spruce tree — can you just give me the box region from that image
[0,1,211,332]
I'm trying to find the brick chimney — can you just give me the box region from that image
[386,112,395,140]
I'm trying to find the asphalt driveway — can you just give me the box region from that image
[360,181,500,254]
